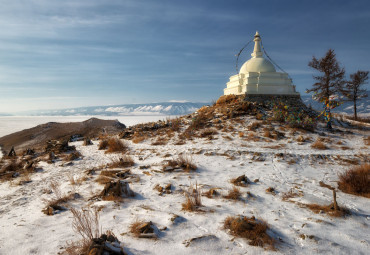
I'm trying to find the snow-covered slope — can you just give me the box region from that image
[0,113,369,254]
[21,102,208,116]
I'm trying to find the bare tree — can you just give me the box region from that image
[307,49,346,101]
[343,70,369,120]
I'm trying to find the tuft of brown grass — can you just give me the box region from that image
[304,202,350,217]
[98,139,109,150]
[199,128,218,138]
[247,121,261,131]
[203,187,220,198]
[224,187,241,200]
[65,151,82,161]
[106,137,128,153]
[224,216,275,249]
[338,164,370,198]
[65,207,100,254]
[177,154,197,171]
[364,136,370,146]
[151,137,168,146]
[132,136,146,144]
[182,183,202,211]
[107,155,135,168]
[311,138,328,150]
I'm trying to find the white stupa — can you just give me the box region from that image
[224,32,299,96]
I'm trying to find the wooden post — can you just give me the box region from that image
[333,190,339,211]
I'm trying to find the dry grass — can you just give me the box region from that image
[98,139,109,150]
[130,220,145,238]
[107,155,135,168]
[247,121,261,131]
[303,202,350,217]
[182,183,202,211]
[338,164,370,198]
[224,187,241,200]
[65,207,100,255]
[203,187,220,198]
[230,175,248,187]
[151,137,168,146]
[132,135,146,144]
[311,138,328,150]
[224,216,275,249]
[364,136,370,146]
[282,188,302,201]
[199,128,218,138]
[43,181,76,212]
[177,154,197,171]
[106,137,128,153]
[65,151,82,161]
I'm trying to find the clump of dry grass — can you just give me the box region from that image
[338,164,370,198]
[304,202,350,217]
[203,187,220,198]
[151,136,168,146]
[179,155,197,171]
[364,136,370,146]
[282,188,301,201]
[65,151,82,161]
[65,207,100,254]
[247,121,261,131]
[129,220,158,239]
[132,135,146,144]
[106,137,128,153]
[98,139,109,150]
[311,138,328,150]
[182,183,202,211]
[42,181,77,215]
[224,216,275,249]
[224,187,241,200]
[231,175,249,187]
[107,155,135,168]
[199,128,218,138]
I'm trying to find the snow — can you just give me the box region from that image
[0,115,369,254]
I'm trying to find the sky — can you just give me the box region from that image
[0,0,369,113]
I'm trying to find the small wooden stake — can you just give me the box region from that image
[333,190,339,211]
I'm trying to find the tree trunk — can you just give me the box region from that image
[354,99,357,120]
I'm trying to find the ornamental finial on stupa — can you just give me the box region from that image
[251,31,262,58]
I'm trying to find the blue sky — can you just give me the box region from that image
[0,0,369,112]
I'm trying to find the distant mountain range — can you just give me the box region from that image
[18,102,209,116]
[2,94,369,117]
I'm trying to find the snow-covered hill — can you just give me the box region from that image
[21,102,209,116]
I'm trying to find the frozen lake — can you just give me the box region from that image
[0,115,173,138]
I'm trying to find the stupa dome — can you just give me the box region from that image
[240,57,276,73]
[224,31,299,96]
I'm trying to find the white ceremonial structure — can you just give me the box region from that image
[224,31,299,96]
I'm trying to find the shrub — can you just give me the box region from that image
[338,164,370,197]
[224,216,275,249]
[106,137,128,153]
